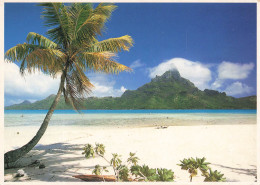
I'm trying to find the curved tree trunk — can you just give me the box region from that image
[4,71,66,167]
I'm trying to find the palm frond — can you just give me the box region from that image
[64,63,93,111]
[5,43,65,76]
[90,35,134,52]
[26,32,59,49]
[40,3,71,47]
[77,51,132,74]
[75,4,117,44]
[5,43,40,62]
[25,48,65,75]
[68,3,93,39]
[93,3,117,19]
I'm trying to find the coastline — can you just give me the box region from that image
[4,113,256,182]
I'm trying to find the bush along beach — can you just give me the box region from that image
[79,143,225,182]
[81,143,174,182]
[178,157,226,182]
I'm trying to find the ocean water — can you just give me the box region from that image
[4,109,256,128]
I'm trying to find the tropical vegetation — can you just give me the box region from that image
[82,143,226,182]
[178,157,226,182]
[4,3,133,167]
[82,143,175,182]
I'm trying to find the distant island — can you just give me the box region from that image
[5,69,256,110]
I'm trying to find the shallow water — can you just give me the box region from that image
[5,110,256,128]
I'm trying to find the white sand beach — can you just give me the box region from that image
[4,115,256,183]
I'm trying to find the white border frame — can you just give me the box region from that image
[0,1,258,185]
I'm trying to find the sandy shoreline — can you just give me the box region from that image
[5,125,256,182]
[4,117,257,182]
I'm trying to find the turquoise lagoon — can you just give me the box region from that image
[5,109,256,128]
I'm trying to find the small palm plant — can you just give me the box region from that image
[127,152,139,166]
[178,157,198,182]
[95,143,105,157]
[110,153,122,180]
[178,157,210,182]
[203,168,226,182]
[196,157,210,177]
[92,165,109,182]
[82,144,95,158]
[110,153,122,168]
[92,165,109,176]
[178,157,225,182]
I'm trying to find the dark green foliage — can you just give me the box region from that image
[156,168,174,182]
[130,165,174,182]
[5,70,256,110]
[203,169,226,182]
[196,157,210,177]
[118,165,129,181]
[130,165,158,181]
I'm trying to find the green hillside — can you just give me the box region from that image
[5,70,256,110]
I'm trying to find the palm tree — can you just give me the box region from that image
[4,3,133,167]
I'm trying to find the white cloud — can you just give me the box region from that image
[130,59,144,69]
[4,61,60,100]
[224,81,253,96]
[88,73,127,97]
[148,58,212,90]
[120,86,127,93]
[218,61,254,80]
[211,61,254,90]
[211,79,223,89]
[4,62,127,106]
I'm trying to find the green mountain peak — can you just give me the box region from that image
[5,70,256,110]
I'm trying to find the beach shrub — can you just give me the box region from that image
[110,153,122,169]
[95,143,105,157]
[92,165,108,176]
[203,168,226,182]
[131,165,158,181]
[118,165,130,181]
[82,143,174,182]
[82,144,95,158]
[127,152,140,166]
[157,168,174,182]
[130,165,174,182]
[178,157,225,182]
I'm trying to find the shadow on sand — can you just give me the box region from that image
[4,142,103,182]
[211,163,257,182]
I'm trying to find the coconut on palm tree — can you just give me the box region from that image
[4,3,133,167]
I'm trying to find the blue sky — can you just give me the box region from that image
[4,3,256,106]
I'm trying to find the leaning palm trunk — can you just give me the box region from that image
[4,3,133,168]
[4,72,66,167]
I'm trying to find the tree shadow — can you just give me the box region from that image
[4,142,107,182]
[211,163,257,181]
